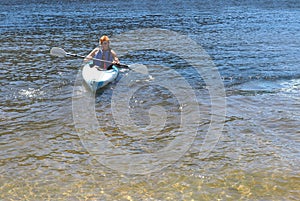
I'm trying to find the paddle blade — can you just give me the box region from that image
[128,64,149,74]
[50,47,67,57]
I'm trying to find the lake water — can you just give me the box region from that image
[1,0,299,200]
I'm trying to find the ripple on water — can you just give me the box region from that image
[1,0,299,200]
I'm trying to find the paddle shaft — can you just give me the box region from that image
[67,52,129,68]
[67,52,111,63]
[50,47,129,68]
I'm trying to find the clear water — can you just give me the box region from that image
[1,0,299,200]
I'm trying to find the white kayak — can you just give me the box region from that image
[82,63,119,91]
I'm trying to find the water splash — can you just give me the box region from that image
[18,88,44,98]
[280,79,300,94]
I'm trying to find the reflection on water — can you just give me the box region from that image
[1,0,299,200]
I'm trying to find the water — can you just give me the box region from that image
[1,0,299,200]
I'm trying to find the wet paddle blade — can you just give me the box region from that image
[128,64,149,74]
[50,47,67,57]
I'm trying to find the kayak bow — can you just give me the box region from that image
[82,63,119,92]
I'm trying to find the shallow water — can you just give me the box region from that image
[1,0,299,200]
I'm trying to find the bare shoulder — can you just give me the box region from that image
[89,47,100,55]
[110,49,117,56]
[93,47,100,52]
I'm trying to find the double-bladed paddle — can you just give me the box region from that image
[50,47,130,69]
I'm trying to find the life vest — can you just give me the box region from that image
[93,48,113,69]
